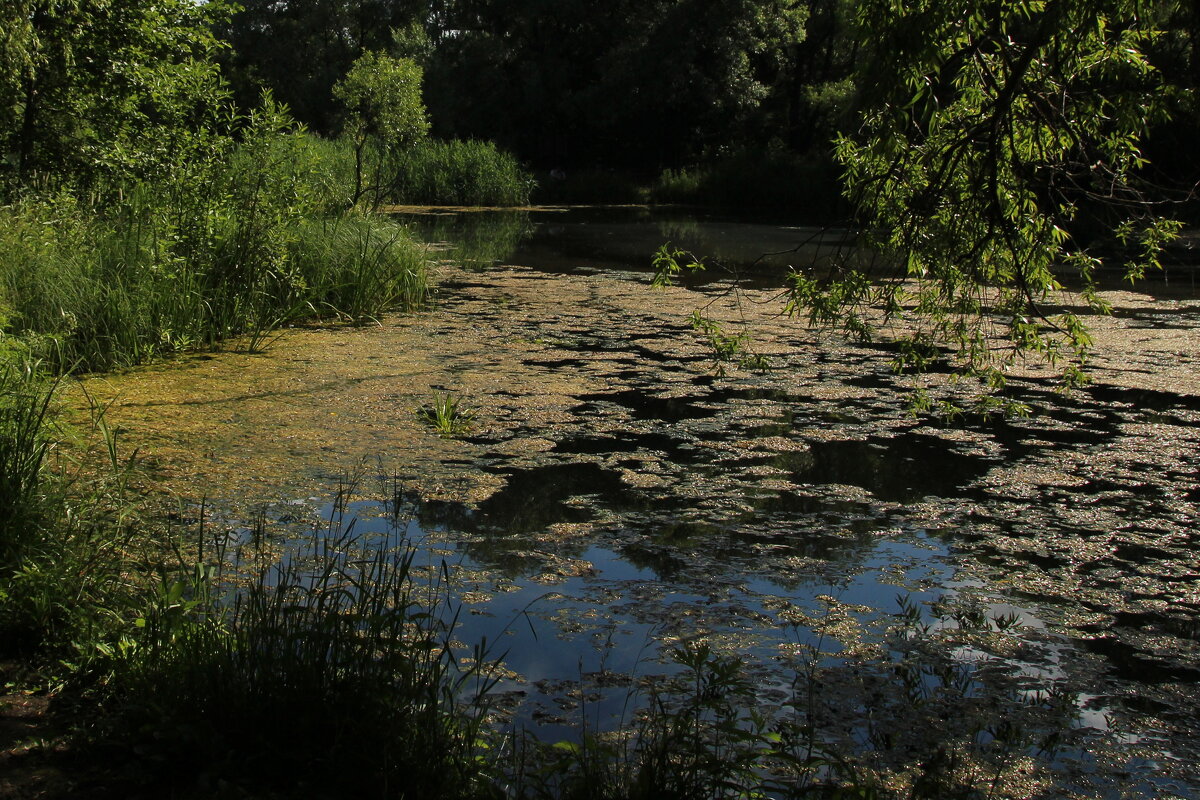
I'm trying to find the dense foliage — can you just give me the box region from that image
[792,0,1194,400]
[0,0,234,190]
[2,0,1199,795]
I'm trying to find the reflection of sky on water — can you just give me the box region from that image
[284,498,957,737]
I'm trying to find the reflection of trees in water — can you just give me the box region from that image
[410,463,635,578]
[401,206,869,284]
[657,218,702,243]
[398,210,532,269]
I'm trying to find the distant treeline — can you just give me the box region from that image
[215,0,1200,193]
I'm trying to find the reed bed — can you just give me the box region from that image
[95,517,501,798]
[388,139,534,207]
[0,182,428,373]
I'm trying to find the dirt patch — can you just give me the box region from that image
[0,677,71,800]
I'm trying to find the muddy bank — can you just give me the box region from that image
[77,213,1200,795]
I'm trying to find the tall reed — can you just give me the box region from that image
[101,520,500,798]
[0,132,429,372]
[0,360,54,566]
[0,359,143,655]
[387,139,534,207]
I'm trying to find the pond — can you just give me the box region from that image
[98,205,1200,797]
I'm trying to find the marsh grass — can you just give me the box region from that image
[418,392,476,437]
[0,361,145,656]
[0,361,54,564]
[388,139,534,207]
[0,189,428,371]
[94,514,502,798]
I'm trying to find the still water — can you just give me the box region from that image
[187,205,1198,797]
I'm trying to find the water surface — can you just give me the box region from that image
[103,205,1200,797]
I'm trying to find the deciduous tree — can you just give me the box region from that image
[0,0,233,190]
[791,0,1186,408]
[333,50,429,206]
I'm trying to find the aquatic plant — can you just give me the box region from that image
[419,392,476,437]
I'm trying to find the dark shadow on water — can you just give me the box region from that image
[1079,636,1200,684]
[764,433,998,502]
[417,463,645,535]
[553,431,707,463]
[574,389,720,421]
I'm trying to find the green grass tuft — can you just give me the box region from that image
[418,392,476,437]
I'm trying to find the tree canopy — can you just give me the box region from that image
[1,0,233,189]
[217,0,426,134]
[785,0,1192,406]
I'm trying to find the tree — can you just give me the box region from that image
[790,0,1187,409]
[0,0,233,191]
[333,49,429,206]
[424,0,808,169]
[216,0,427,134]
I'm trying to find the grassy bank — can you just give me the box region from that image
[1,137,428,373]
